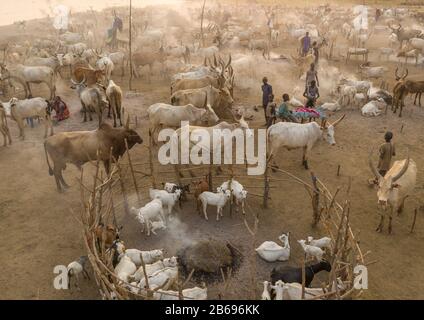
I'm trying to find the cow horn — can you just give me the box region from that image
[392,153,410,182]
[369,150,382,180]
[225,54,232,69]
[70,78,78,85]
[395,67,400,80]
[330,114,345,127]
[203,93,208,109]
[403,68,409,80]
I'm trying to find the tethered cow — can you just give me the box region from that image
[369,154,417,234]
[44,122,143,192]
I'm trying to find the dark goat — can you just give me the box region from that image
[270,260,331,287]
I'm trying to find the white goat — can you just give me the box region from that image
[114,255,137,283]
[298,239,324,262]
[124,248,164,266]
[217,179,248,214]
[67,256,90,290]
[139,266,178,291]
[149,188,181,218]
[130,256,178,281]
[261,281,271,300]
[307,236,332,249]
[131,199,165,236]
[198,190,231,221]
[256,233,290,262]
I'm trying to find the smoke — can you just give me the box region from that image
[165,216,198,250]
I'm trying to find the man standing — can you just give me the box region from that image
[300,32,311,57]
[312,41,320,65]
[262,77,273,124]
[303,80,320,108]
[378,131,396,177]
[305,63,319,88]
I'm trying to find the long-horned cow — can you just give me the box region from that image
[44,122,143,192]
[369,154,417,233]
[267,115,346,170]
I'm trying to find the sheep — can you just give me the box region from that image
[271,260,332,287]
[162,182,190,207]
[271,280,284,300]
[307,236,332,249]
[114,255,137,283]
[139,266,178,291]
[298,239,324,262]
[153,286,207,300]
[217,179,248,214]
[124,249,164,266]
[130,256,178,281]
[261,281,271,300]
[149,188,181,218]
[255,232,290,262]
[131,198,166,236]
[198,190,232,221]
[67,256,90,290]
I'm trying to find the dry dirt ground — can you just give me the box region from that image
[1,18,424,300]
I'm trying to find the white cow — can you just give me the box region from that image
[7,97,53,139]
[370,156,417,233]
[147,102,219,143]
[361,98,386,117]
[267,115,345,169]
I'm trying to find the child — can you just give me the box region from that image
[277,94,298,123]
[265,94,276,128]
[378,131,396,177]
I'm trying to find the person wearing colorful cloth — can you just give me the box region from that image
[303,80,320,108]
[300,32,311,57]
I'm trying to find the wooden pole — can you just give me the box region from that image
[301,254,306,299]
[311,171,320,226]
[115,158,130,216]
[128,0,133,90]
[200,0,207,48]
[125,139,142,207]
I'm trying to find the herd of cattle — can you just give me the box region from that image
[0,1,423,298]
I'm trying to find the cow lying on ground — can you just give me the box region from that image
[44,122,143,192]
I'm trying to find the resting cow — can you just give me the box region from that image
[44,122,143,192]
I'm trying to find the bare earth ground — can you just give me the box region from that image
[1,21,424,300]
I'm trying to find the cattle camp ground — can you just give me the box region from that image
[0,0,424,300]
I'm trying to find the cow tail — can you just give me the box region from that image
[44,141,54,176]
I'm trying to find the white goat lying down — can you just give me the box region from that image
[130,257,178,281]
[115,255,137,283]
[138,266,179,291]
[198,190,231,221]
[131,198,165,236]
[256,233,290,262]
[298,239,324,262]
[124,248,164,266]
[149,188,181,218]
[217,179,248,214]
[271,279,346,300]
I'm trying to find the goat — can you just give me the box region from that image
[270,260,332,287]
[67,256,90,290]
[124,248,164,266]
[198,190,231,221]
[130,256,178,281]
[298,239,324,262]
[131,199,166,236]
[149,188,181,218]
[217,179,247,214]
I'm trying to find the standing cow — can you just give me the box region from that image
[267,115,345,169]
[44,122,143,192]
[369,155,417,234]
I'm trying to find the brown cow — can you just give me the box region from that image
[73,67,105,86]
[44,122,143,192]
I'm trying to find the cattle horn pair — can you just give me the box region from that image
[70,75,86,86]
[395,67,408,81]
